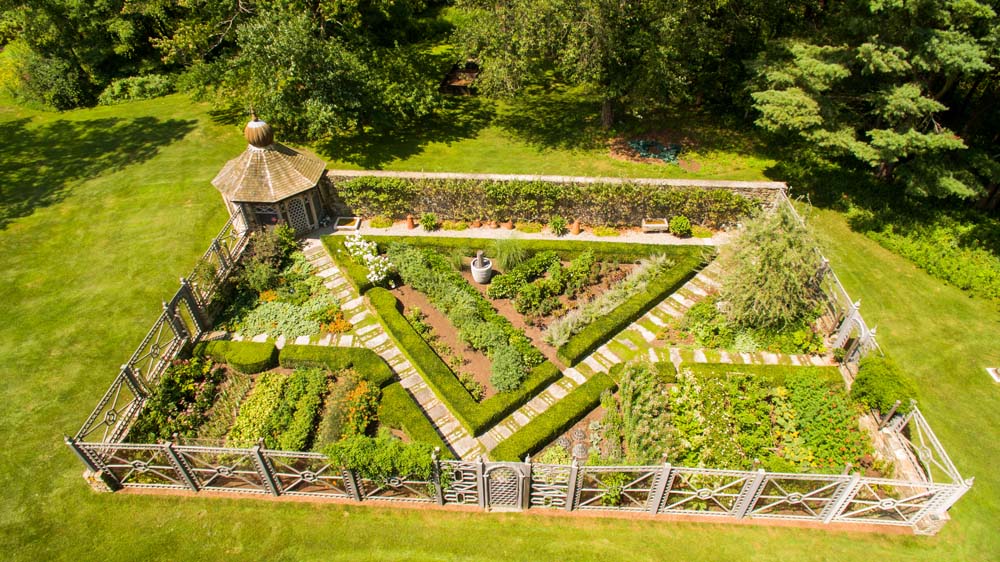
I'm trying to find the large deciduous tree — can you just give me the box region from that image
[749,0,998,199]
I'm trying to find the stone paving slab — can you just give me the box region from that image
[564,368,586,384]
[275,335,287,349]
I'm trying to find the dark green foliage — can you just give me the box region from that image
[602,363,671,464]
[852,356,917,415]
[785,373,870,471]
[490,373,616,462]
[3,45,85,110]
[334,176,759,227]
[129,357,224,442]
[338,177,418,218]
[369,286,563,435]
[682,363,842,388]
[324,433,436,482]
[679,295,825,354]
[558,251,704,365]
[194,340,278,374]
[563,251,597,297]
[487,250,560,299]
[489,346,527,392]
[98,74,175,105]
[720,206,823,330]
[379,383,453,458]
[275,368,329,451]
[323,236,375,294]
[669,215,692,237]
[653,361,677,384]
[278,345,395,388]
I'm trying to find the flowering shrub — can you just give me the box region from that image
[130,357,224,442]
[344,379,381,437]
[344,233,394,286]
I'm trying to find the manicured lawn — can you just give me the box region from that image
[0,94,996,561]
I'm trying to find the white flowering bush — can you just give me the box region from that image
[345,233,394,286]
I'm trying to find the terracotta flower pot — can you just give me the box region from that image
[471,219,482,228]
[570,219,581,235]
[501,219,514,230]
[406,215,415,229]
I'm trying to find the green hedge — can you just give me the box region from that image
[851,356,917,414]
[278,345,396,388]
[322,236,374,294]
[490,373,616,462]
[557,251,707,365]
[367,235,705,263]
[368,287,564,436]
[379,383,454,459]
[681,363,843,388]
[193,340,277,374]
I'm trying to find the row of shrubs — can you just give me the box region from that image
[679,363,843,387]
[368,287,563,436]
[378,383,453,459]
[557,250,707,365]
[490,373,617,462]
[333,176,763,228]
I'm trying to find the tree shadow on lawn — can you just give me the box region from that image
[492,87,606,152]
[0,116,197,230]
[320,95,496,169]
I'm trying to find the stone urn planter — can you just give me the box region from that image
[470,250,493,284]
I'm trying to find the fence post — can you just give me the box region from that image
[564,459,580,512]
[178,278,208,334]
[163,442,199,492]
[342,468,363,502]
[162,301,189,342]
[476,457,486,510]
[733,469,767,519]
[432,449,444,505]
[648,463,672,514]
[520,458,532,511]
[65,435,101,473]
[120,364,148,399]
[822,474,862,524]
[65,436,122,491]
[833,300,860,349]
[250,445,281,496]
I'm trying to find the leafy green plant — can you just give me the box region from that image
[419,212,440,231]
[548,215,569,236]
[851,356,917,415]
[369,216,395,228]
[592,225,620,237]
[130,357,225,442]
[98,74,175,105]
[324,432,435,482]
[669,215,692,237]
[278,345,396,388]
[314,371,359,448]
[487,250,560,299]
[227,372,288,447]
[459,372,485,402]
[442,220,469,231]
[490,345,529,392]
[515,222,543,233]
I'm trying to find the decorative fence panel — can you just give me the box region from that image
[265,451,352,499]
[440,460,483,507]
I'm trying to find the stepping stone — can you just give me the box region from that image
[356,323,380,336]
[274,335,286,349]
[648,348,659,363]
[317,267,340,278]
[367,333,389,348]
[400,373,422,389]
[251,333,268,343]
[583,356,604,373]
[548,384,568,400]
[686,283,708,297]
[337,335,354,347]
[670,293,696,309]
[335,288,354,301]
[478,433,498,452]
[292,335,310,346]
[382,346,401,359]
[693,349,707,363]
[669,348,682,365]
[598,346,621,363]
[810,355,827,366]
[231,333,244,342]
[631,323,657,342]
[513,411,531,427]
[718,350,731,363]
[564,368,586,384]
[645,312,666,327]
[739,352,753,364]
[618,337,638,351]
[438,420,460,436]
[761,352,779,365]
[657,302,684,318]
[348,312,370,326]
[343,296,364,310]
[318,333,333,346]
[789,355,801,366]
[454,437,478,457]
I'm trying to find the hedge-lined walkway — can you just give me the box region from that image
[300,235,485,459]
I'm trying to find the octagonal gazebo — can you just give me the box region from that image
[212,114,328,234]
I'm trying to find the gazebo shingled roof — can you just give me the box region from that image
[211,115,326,203]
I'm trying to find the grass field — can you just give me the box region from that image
[1,94,997,561]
